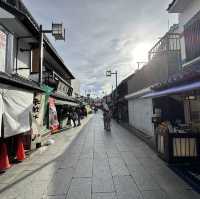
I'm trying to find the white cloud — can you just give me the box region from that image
[23,0,178,97]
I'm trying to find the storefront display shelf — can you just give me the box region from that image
[156,131,200,163]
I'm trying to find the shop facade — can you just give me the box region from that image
[0,1,44,162]
[142,72,200,163]
[126,87,154,137]
[0,0,76,169]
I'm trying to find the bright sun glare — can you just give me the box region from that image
[131,42,152,63]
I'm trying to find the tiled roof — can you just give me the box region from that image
[0,72,42,91]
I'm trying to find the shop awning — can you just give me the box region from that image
[55,99,78,107]
[0,83,34,138]
[142,81,200,99]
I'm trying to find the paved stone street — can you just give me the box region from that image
[0,112,200,199]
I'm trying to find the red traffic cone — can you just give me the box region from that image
[0,143,11,171]
[16,136,26,161]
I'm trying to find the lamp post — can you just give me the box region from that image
[106,70,118,90]
[39,23,66,84]
[106,69,118,121]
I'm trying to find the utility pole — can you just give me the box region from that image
[39,25,44,84]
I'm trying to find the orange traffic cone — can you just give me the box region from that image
[0,143,11,171]
[16,136,26,161]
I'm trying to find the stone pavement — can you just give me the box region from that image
[0,112,200,199]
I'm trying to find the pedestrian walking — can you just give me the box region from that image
[103,102,111,131]
[67,109,72,126]
[76,108,81,126]
[72,109,78,127]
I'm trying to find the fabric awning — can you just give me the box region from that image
[142,81,200,99]
[55,99,78,107]
[0,83,34,138]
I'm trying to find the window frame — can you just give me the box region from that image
[184,10,200,62]
[0,25,8,72]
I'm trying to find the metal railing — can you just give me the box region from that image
[148,33,181,61]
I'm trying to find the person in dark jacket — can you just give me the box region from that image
[67,109,72,126]
[76,107,81,126]
[72,109,77,127]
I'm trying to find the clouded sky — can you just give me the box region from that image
[23,0,177,97]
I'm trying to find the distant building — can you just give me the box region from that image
[71,79,80,98]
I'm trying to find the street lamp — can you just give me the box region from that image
[106,70,118,89]
[106,69,118,121]
[39,23,66,84]
[52,23,66,40]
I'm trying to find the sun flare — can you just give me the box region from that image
[131,42,152,63]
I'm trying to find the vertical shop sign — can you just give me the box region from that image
[49,97,59,131]
[33,93,46,126]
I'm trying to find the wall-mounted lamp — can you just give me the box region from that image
[52,23,65,41]
[39,22,66,84]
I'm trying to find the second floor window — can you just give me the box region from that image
[184,11,200,62]
[0,25,14,74]
[0,29,7,72]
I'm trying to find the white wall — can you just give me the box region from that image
[14,39,31,78]
[128,98,154,136]
[178,0,200,61]
[71,79,80,97]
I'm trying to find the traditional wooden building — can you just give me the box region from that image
[125,25,181,138]
[0,0,76,163]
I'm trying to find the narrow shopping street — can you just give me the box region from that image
[0,112,199,199]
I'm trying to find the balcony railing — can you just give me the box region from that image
[148,33,181,61]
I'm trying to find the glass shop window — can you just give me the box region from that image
[0,25,14,74]
[0,29,7,72]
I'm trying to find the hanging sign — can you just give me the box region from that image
[49,97,59,132]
